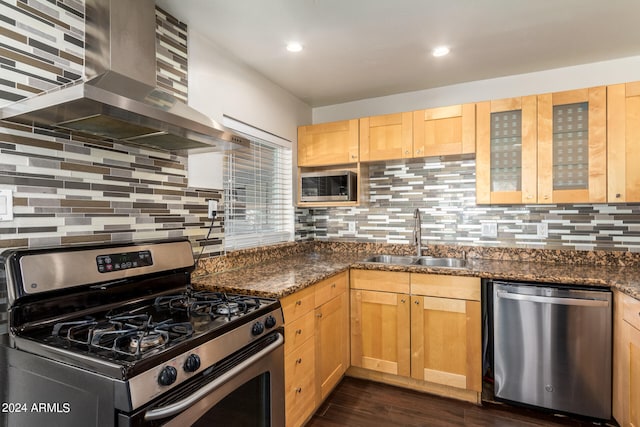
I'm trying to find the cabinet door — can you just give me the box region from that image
[315,291,349,403]
[476,96,537,204]
[410,295,481,392]
[623,293,640,427]
[350,289,410,377]
[285,339,316,427]
[359,112,412,161]
[537,87,606,203]
[608,81,640,202]
[630,324,640,427]
[414,104,475,158]
[297,119,359,166]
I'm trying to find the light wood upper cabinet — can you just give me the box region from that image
[537,87,607,203]
[608,81,640,203]
[298,119,359,167]
[359,112,413,161]
[414,103,476,157]
[476,96,538,204]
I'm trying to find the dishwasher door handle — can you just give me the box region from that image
[496,290,610,307]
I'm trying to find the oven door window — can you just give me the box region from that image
[192,373,270,427]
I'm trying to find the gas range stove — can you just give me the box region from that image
[0,239,285,426]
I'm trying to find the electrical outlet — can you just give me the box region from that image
[536,223,548,238]
[481,222,497,238]
[207,199,218,219]
[347,221,356,233]
[0,189,13,221]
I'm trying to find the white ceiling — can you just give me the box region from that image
[156,0,640,108]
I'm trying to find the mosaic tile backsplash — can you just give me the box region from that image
[0,1,215,333]
[296,156,640,252]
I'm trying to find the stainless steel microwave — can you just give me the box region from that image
[300,170,357,202]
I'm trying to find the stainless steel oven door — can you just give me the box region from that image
[142,332,284,427]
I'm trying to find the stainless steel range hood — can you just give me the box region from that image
[0,0,249,153]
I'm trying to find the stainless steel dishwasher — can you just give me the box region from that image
[493,281,612,420]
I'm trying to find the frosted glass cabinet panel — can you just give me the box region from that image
[476,96,537,204]
[537,87,606,203]
[490,110,522,192]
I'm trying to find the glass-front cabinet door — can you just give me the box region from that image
[537,87,607,203]
[476,96,537,204]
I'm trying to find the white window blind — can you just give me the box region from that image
[224,137,293,251]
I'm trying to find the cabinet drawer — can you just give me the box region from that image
[350,269,410,293]
[411,274,480,301]
[623,293,640,332]
[285,341,316,427]
[315,271,348,307]
[281,285,315,323]
[284,310,315,353]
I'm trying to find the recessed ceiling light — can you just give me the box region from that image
[286,42,303,53]
[432,46,450,57]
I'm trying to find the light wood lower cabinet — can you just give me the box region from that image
[350,288,411,376]
[410,294,481,392]
[350,269,481,402]
[281,271,349,427]
[315,290,349,401]
[614,290,640,427]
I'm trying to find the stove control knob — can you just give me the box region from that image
[158,366,178,386]
[265,315,277,329]
[251,321,265,336]
[183,354,201,373]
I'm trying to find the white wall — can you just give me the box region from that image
[313,55,640,123]
[187,31,311,143]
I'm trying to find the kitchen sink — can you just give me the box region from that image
[362,255,417,265]
[361,255,467,269]
[412,257,466,268]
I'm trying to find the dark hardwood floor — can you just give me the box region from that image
[307,377,614,427]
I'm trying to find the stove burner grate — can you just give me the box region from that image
[52,314,194,358]
[153,291,262,321]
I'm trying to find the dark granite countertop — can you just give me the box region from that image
[192,250,640,301]
[192,251,366,298]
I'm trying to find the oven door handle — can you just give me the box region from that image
[144,332,283,421]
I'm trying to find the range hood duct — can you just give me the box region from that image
[0,0,249,153]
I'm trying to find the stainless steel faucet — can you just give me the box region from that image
[413,208,422,256]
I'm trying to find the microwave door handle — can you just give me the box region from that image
[496,290,609,307]
[144,333,283,421]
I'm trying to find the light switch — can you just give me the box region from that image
[0,189,13,221]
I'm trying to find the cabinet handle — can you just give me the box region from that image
[401,299,406,303]
[526,195,533,199]
[414,300,419,305]
[296,358,302,364]
[543,195,549,200]
[317,313,323,318]
[295,300,302,306]
[296,387,302,393]
[616,193,621,198]
[405,150,410,155]
[331,283,336,288]
[415,149,422,154]
[351,154,357,159]
[296,329,303,335]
